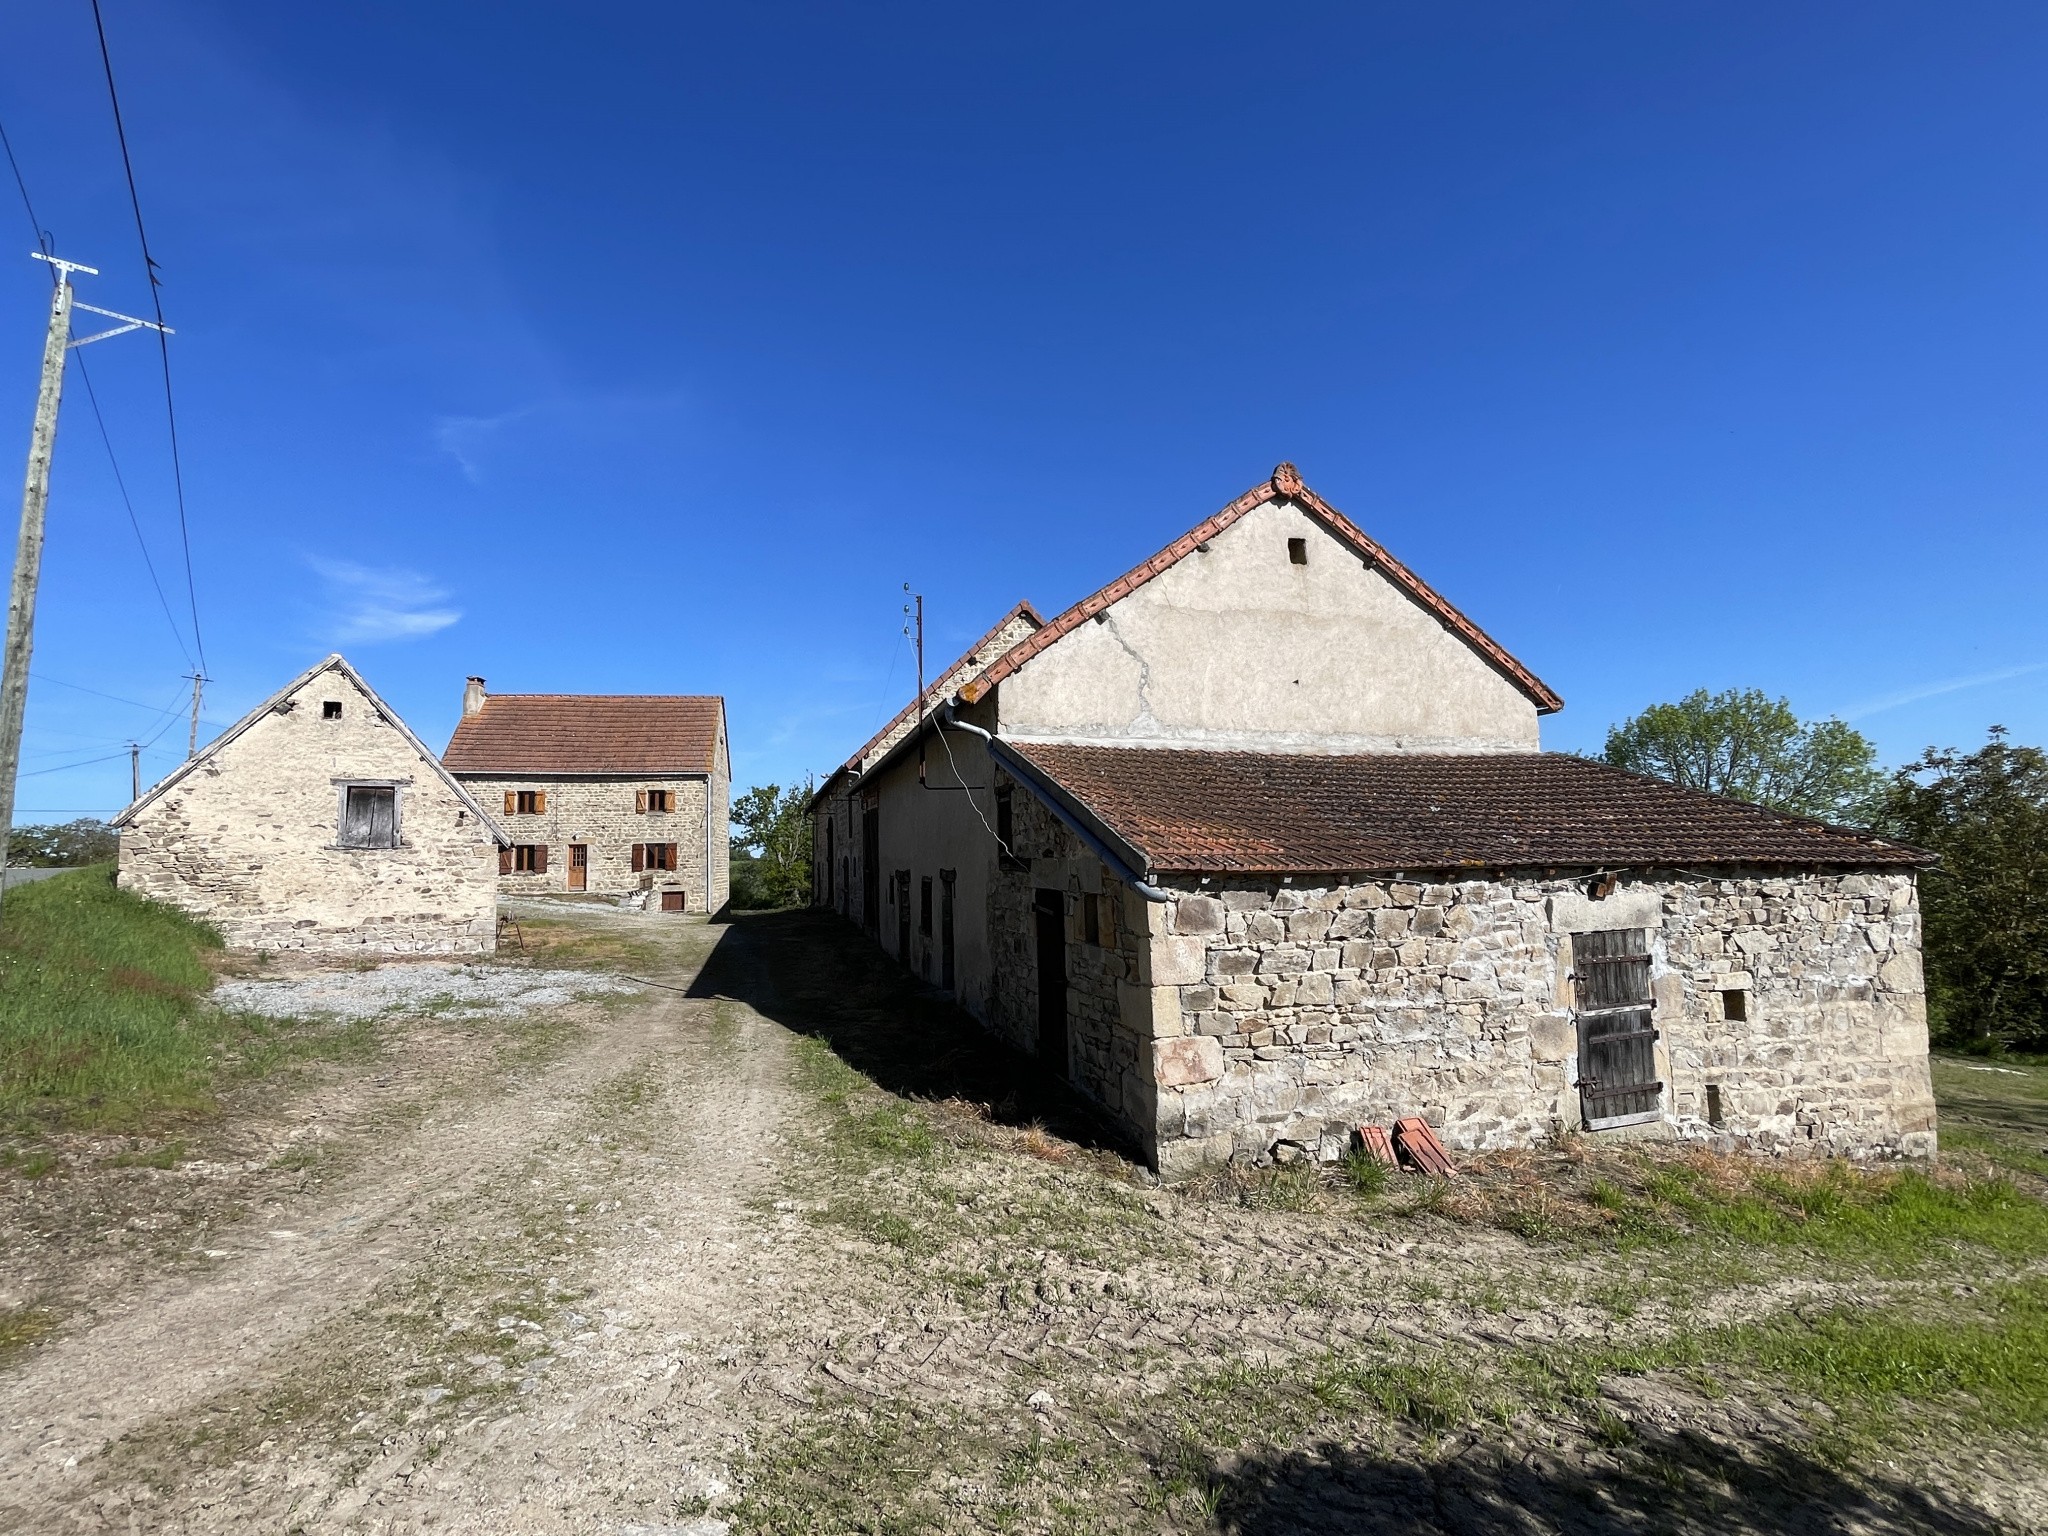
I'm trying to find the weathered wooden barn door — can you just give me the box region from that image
[1572,927,1662,1127]
[567,844,588,891]
[1035,889,1068,1079]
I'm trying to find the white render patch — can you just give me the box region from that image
[213,963,641,1022]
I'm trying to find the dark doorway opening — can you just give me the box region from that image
[940,869,956,993]
[1035,888,1068,1080]
[860,808,880,934]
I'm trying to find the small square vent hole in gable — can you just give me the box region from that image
[322,700,343,720]
[1287,537,1307,565]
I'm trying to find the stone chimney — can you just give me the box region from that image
[463,676,487,717]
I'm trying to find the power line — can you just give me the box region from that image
[68,353,198,668]
[88,0,207,677]
[0,114,51,254]
[2,107,198,675]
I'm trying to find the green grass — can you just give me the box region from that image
[0,867,225,1129]
[0,866,397,1135]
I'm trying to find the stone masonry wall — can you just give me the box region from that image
[986,770,1155,1134]
[457,776,725,909]
[118,668,499,954]
[1139,870,1936,1178]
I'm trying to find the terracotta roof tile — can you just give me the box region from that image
[444,695,724,776]
[961,464,1563,714]
[1008,743,1926,874]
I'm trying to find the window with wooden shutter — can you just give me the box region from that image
[500,847,514,875]
[635,790,648,814]
[1572,928,1662,1127]
[504,791,517,815]
[665,842,678,871]
[534,845,549,874]
[632,843,645,872]
[534,791,546,815]
[339,785,398,849]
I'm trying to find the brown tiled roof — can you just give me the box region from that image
[1007,743,1927,874]
[960,464,1564,714]
[843,601,1043,773]
[444,694,724,776]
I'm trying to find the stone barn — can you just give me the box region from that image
[113,654,507,953]
[812,464,1938,1177]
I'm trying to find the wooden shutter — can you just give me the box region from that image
[534,844,549,874]
[534,791,547,815]
[636,790,648,814]
[666,842,679,872]
[499,847,513,875]
[631,843,645,872]
[504,791,516,814]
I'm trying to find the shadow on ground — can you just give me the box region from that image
[1204,1426,2000,1536]
[691,909,1135,1157]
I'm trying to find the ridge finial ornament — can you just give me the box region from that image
[1271,462,1304,496]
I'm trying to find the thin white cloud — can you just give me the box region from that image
[310,559,461,643]
[432,407,535,483]
[1842,661,2048,721]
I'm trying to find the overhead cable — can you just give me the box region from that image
[88,0,208,676]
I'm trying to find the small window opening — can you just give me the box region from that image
[514,790,542,815]
[321,700,343,720]
[1287,537,1308,566]
[646,788,672,813]
[1083,892,1102,946]
[1705,1083,1725,1128]
[513,844,543,873]
[339,785,397,848]
[1723,988,1749,1022]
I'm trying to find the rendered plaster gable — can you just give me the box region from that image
[995,498,1541,753]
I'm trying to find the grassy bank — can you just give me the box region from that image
[0,866,229,1131]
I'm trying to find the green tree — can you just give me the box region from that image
[1603,688,1887,825]
[729,782,813,909]
[1879,728,2048,1050]
[6,818,118,867]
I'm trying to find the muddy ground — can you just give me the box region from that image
[1,904,2042,1535]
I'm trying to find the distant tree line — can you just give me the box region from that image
[1607,690,2047,1052]
[7,818,118,868]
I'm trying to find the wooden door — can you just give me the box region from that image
[567,844,588,891]
[1035,889,1068,1079]
[1573,928,1661,1126]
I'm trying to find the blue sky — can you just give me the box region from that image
[1,2,2044,819]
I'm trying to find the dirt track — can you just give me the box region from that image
[0,909,811,1534]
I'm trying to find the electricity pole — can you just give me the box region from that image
[127,740,140,801]
[0,253,171,924]
[184,670,205,758]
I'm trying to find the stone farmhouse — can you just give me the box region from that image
[442,680,730,913]
[113,654,507,954]
[811,464,1937,1179]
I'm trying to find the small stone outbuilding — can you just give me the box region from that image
[112,654,507,953]
[442,681,730,913]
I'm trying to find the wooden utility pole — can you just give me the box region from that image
[0,253,170,925]
[185,671,205,759]
[127,740,140,801]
